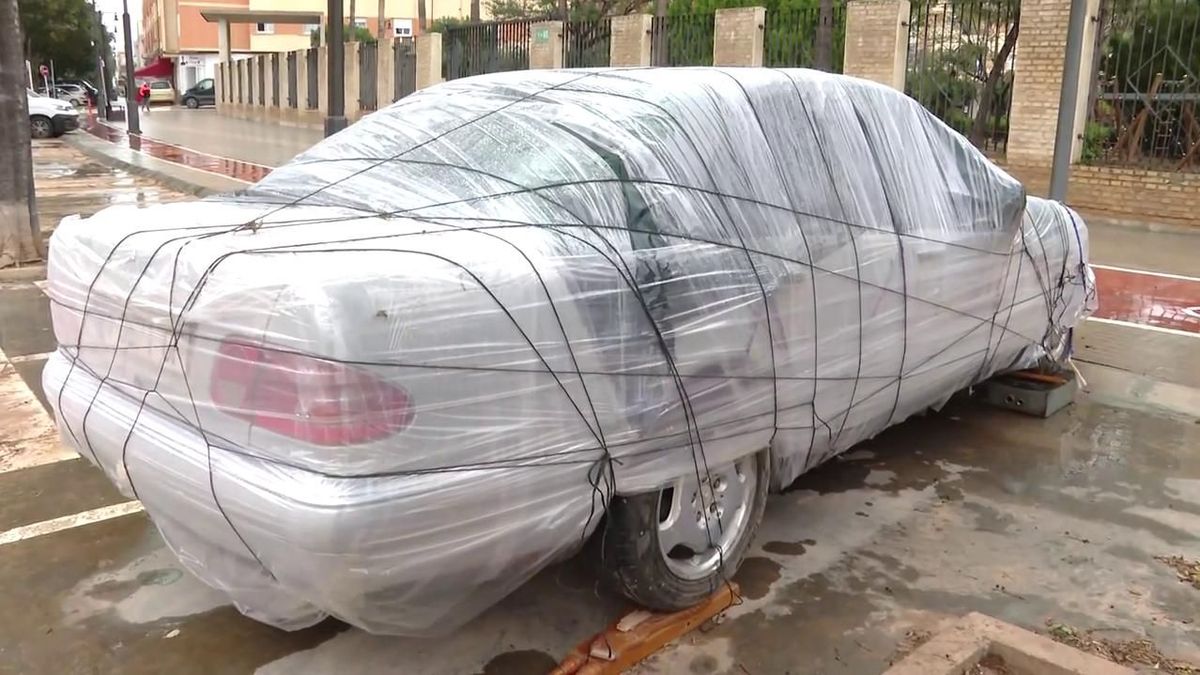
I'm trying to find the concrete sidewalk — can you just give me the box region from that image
[135,109,322,167]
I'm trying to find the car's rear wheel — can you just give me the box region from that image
[185,97,199,109]
[599,448,769,610]
[30,115,53,139]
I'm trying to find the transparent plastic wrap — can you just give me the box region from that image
[43,68,1096,636]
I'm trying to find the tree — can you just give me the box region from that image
[18,0,97,79]
[2,0,41,268]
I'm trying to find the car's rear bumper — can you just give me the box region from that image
[43,350,595,635]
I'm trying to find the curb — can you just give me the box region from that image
[62,131,243,198]
[0,264,47,283]
[1079,211,1200,237]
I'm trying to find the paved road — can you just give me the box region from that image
[132,109,321,168]
[0,139,1197,674]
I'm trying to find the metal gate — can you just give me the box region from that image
[906,0,1020,154]
[443,19,533,80]
[309,47,324,108]
[395,39,416,101]
[360,41,378,111]
[271,54,280,106]
[287,52,298,108]
[257,57,266,105]
[563,19,611,68]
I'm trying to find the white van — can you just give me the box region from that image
[28,89,80,139]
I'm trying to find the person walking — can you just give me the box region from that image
[137,81,151,114]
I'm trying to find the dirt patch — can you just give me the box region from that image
[1045,621,1200,674]
[887,628,934,667]
[1155,555,1200,590]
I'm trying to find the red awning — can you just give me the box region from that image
[134,57,173,79]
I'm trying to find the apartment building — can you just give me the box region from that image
[140,0,479,91]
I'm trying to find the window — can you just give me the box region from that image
[196,78,214,92]
[393,19,413,38]
[255,22,274,34]
[353,18,368,29]
[150,81,171,90]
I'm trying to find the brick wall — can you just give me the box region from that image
[1004,163,1200,227]
[610,14,651,67]
[843,0,908,89]
[713,7,765,67]
[530,21,564,69]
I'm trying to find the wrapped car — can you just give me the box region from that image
[44,68,1095,636]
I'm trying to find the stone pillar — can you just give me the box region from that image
[317,45,329,115]
[610,14,652,67]
[378,38,396,105]
[346,42,361,120]
[215,63,225,110]
[713,7,765,67]
[238,59,249,106]
[278,53,291,109]
[843,0,909,90]
[217,19,231,62]
[261,55,274,107]
[1007,0,1102,166]
[529,21,564,69]
[415,33,443,90]
[297,49,310,110]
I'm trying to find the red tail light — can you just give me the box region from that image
[210,338,414,446]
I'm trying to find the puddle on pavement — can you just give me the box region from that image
[732,556,782,600]
[762,538,815,556]
[62,546,227,625]
[475,650,557,675]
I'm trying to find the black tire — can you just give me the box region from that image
[598,448,770,610]
[30,115,54,139]
[185,97,199,109]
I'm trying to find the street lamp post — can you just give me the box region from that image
[121,0,140,134]
[325,0,347,137]
[1048,0,1089,201]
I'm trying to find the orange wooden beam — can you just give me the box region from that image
[551,583,739,675]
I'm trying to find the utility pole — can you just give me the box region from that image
[91,4,110,119]
[121,0,140,134]
[0,0,42,267]
[325,0,347,136]
[1049,0,1089,201]
[377,0,386,39]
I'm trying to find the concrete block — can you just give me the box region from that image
[610,14,652,67]
[713,7,765,67]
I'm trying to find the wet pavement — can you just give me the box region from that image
[0,139,1197,675]
[92,109,320,169]
[86,122,274,184]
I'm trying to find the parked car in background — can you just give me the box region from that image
[147,80,175,105]
[180,78,216,108]
[42,85,88,107]
[62,79,99,101]
[27,89,79,138]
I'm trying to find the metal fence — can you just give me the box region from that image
[763,5,846,71]
[650,14,715,67]
[905,0,1020,155]
[306,48,319,109]
[443,19,534,80]
[360,41,379,111]
[271,54,280,106]
[564,18,611,68]
[1085,0,1200,171]
[257,57,266,106]
[287,52,298,109]
[395,38,417,101]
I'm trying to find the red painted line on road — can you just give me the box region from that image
[85,120,273,183]
[1092,266,1200,334]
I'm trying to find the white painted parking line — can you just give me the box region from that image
[0,501,144,546]
[1085,316,1200,339]
[1091,263,1200,283]
[8,351,55,364]
[0,347,76,474]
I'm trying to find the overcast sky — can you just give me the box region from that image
[94,0,141,41]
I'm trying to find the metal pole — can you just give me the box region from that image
[122,0,140,134]
[91,4,110,118]
[325,0,347,136]
[1049,0,1089,201]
